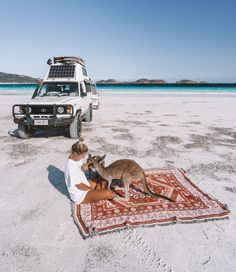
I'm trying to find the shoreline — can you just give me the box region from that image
[1,90,236,97]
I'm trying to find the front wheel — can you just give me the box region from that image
[69,114,82,138]
[17,124,33,139]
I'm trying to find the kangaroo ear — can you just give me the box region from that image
[98,154,106,163]
[88,153,92,158]
[101,154,106,160]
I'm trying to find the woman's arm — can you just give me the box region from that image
[75,182,92,191]
[82,163,89,171]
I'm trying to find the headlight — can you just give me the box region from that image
[66,105,73,114]
[14,105,26,114]
[57,106,65,113]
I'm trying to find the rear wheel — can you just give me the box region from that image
[69,113,82,138]
[17,124,33,139]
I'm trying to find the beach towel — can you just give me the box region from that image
[71,167,230,239]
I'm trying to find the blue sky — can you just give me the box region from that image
[0,0,235,82]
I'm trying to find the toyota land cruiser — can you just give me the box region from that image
[12,56,97,139]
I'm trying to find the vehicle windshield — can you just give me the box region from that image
[37,82,79,97]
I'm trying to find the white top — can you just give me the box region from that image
[64,158,90,204]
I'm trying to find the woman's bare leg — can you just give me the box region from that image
[81,189,116,204]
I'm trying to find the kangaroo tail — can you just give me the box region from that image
[141,175,174,202]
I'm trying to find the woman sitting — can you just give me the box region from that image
[64,139,116,204]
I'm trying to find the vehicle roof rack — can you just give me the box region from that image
[53,56,86,66]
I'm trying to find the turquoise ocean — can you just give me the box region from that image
[0,83,236,94]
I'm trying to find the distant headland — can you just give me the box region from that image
[0,72,41,83]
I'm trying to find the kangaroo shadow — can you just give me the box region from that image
[47,165,70,199]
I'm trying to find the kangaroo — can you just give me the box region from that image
[87,154,174,202]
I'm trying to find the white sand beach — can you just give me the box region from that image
[0,92,236,272]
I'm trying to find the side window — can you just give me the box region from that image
[82,67,87,77]
[85,82,91,93]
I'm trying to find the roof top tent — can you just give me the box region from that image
[53,56,86,66]
[44,56,89,83]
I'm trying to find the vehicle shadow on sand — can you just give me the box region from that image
[47,165,70,199]
[8,128,70,139]
[34,128,69,138]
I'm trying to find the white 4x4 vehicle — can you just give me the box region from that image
[13,56,97,139]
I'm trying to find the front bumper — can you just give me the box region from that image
[13,116,74,127]
[13,104,75,128]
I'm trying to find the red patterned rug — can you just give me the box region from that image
[71,167,230,239]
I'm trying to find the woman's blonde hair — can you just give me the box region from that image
[71,138,88,154]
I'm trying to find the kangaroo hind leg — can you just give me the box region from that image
[124,182,130,202]
[107,179,112,190]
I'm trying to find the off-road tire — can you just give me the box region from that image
[18,124,33,139]
[69,113,82,138]
[84,104,93,122]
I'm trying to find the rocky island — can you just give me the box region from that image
[176,79,207,84]
[96,79,236,86]
[96,78,167,85]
